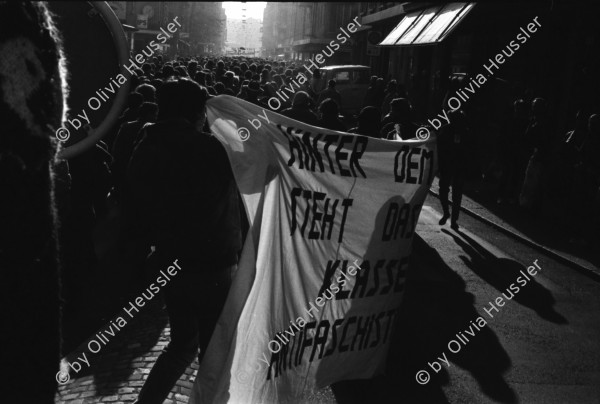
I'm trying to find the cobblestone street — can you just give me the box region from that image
[55,298,197,404]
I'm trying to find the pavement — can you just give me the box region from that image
[55,177,600,404]
[55,296,196,404]
[428,176,600,279]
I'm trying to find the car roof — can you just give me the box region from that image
[319,65,370,70]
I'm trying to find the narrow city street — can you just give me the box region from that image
[5,2,600,403]
[55,191,600,404]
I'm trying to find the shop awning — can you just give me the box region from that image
[379,3,475,46]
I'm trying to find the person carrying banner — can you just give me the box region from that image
[127,78,242,404]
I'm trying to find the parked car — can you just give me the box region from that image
[314,65,371,115]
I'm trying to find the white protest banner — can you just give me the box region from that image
[190,95,436,404]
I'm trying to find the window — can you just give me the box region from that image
[334,71,351,83]
[354,69,370,84]
[380,3,475,46]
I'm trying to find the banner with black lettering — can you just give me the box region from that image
[189,95,436,404]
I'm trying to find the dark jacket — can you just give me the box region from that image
[111,120,148,201]
[318,116,347,132]
[437,122,472,175]
[317,88,342,106]
[281,106,320,127]
[126,119,242,266]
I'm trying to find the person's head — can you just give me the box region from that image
[514,99,527,117]
[358,106,380,131]
[284,69,293,78]
[162,64,174,78]
[223,71,235,87]
[271,74,282,87]
[187,60,198,76]
[156,78,210,128]
[327,79,336,89]
[244,70,253,80]
[142,63,153,76]
[138,102,158,122]
[532,97,547,118]
[389,98,411,121]
[150,78,164,91]
[319,98,339,118]
[194,71,206,86]
[375,78,385,89]
[214,82,225,94]
[135,83,156,103]
[369,76,378,86]
[246,80,262,99]
[386,80,397,92]
[0,1,67,142]
[175,66,188,77]
[292,91,312,109]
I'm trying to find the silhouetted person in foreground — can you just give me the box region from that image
[128,79,242,404]
[1,2,67,402]
[438,109,472,230]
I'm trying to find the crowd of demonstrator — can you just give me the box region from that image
[9,2,597,402]
[61,54,599,403]
[64,54,433,403]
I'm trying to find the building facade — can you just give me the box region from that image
[227,17,263,54]
[354,1,600,176]
[107,1,226,56]
[262,2,360,64]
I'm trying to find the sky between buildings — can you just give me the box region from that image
[222,2,266,21]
